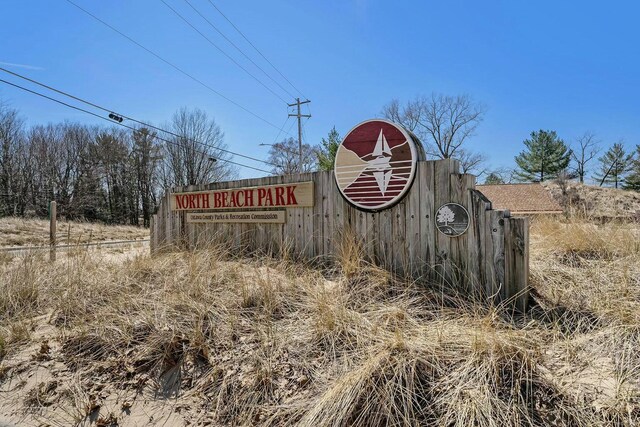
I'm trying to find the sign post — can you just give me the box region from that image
[49,200,56,262]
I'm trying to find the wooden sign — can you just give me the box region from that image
[171,181,313,211]
[187,211,286,224]
[152,159,530,311]
[334,119,421,211]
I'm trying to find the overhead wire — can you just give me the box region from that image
[0,66,279,168]
[269,116,290,146]
[205,0,307,99]
[62,0,293,137]
[0,78,272,174]
[159,0,288,104]
[285,119,297,141]
[181,0,297,100]
[302,116,310,145]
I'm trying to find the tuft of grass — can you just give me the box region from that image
[0,216,148,248]
[531,216,640,259]
[0,218,639,425]
[0,254,41,321]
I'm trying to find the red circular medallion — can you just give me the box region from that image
[334,119,420,211]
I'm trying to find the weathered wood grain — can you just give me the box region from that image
[151,160,529,309]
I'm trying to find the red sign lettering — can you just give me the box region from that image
[257,188,266,206]
[286,186,297,205]
[275,187,285,206]
[172,182,312,210]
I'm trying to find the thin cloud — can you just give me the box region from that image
[0,61,44,71]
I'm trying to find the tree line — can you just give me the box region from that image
[3,92,638,225]
[0,103,236,225]
[311,93,640,191]
[484,130,640,190]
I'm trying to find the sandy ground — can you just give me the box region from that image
[1,216,639,426]
[0,217,148,248]
[0,244,161,427]
[544,181,640,218]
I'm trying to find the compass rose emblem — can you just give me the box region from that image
[334,119,421,211]
[370,129,393,194]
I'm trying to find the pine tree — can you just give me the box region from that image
[484,172,505,184]
[622,145,640,191]
[514,130,571,182]
[594,142,633,188]
[316,126,341,171]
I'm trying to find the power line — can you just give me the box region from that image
[181,0,297,100]
[63,0,292,136]
[159,0,288,104]
[283,118,297,141]
[0,66,278,168]
[302,116,310,145]
[205,0,306,99]
[0,78,272,174]
[270,116,290,146]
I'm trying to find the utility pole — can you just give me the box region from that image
[288,98,311,172]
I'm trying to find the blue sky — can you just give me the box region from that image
[1,0,638,179]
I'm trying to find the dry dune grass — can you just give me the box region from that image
[0,217,148,248]
[543,181,640,219]
[0,217,639,426]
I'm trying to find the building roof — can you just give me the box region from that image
[476,183,563,214]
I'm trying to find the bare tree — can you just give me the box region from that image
[382,93,486,160]
[267,137,316,175]
[0,103,25,216]
[161,107,237,188]
[456,149,487,176]
[0,104,238,224]
[132,127,162,227]
[27,123,84,216]
[571,132,600,183]
[95,128,131,223]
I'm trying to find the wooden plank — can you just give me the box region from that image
[266,175,279,255]
[303,172,314,258]
[186,184,196,249]
[378,208,392,270]
[461,175,478,295]
[294,174,304,258]
[469,189,490,299]
[333,175,346,260]
[418,161,435,280]
[448,172,466,288]
[149,215,155,253]
[405,170,421,277]
[321,171,331,259]
[485,210,506,305]
[326,172,336,258]
[503,217,512,306]
[360,209,374,263]
[504,217,529,311]
[311,171,323,259]
[392,201,407,275]
[434,159,453,286]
